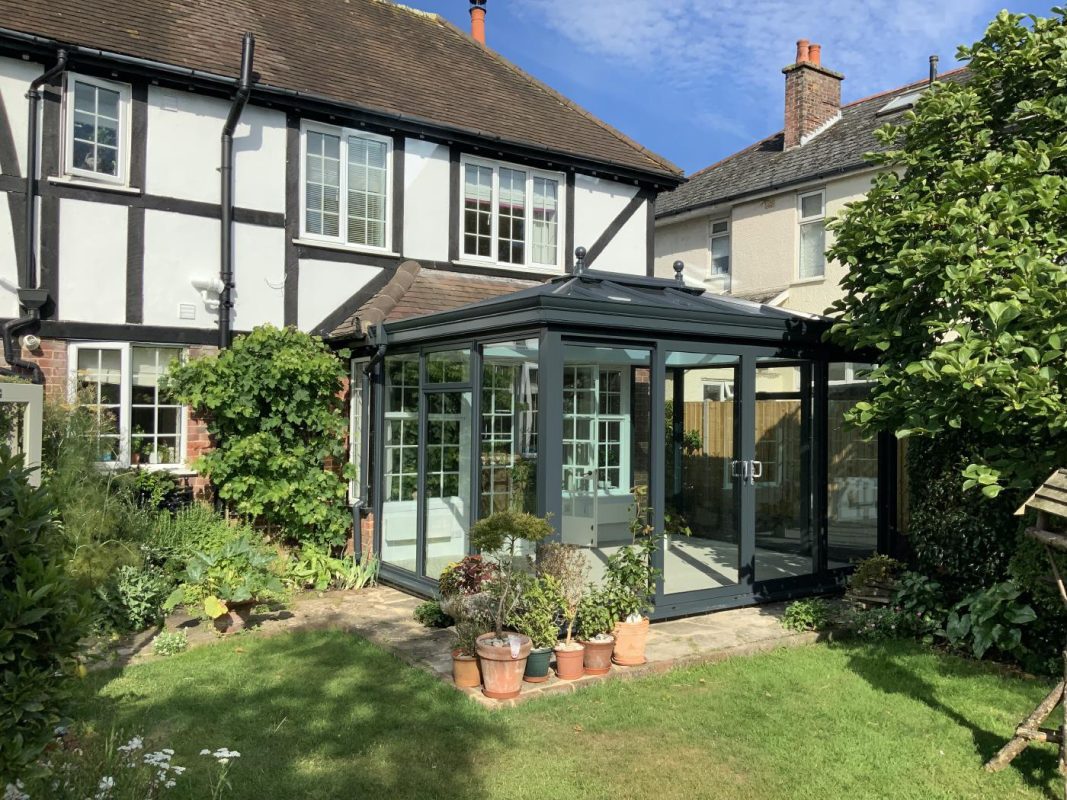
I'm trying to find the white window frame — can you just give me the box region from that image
[458,154,565,272]
[299,121,393,253]
[707,218,730,279]
[67,342,187,470]
[828,362,875,385]
[62,73,132,186]
[797,189,826,280]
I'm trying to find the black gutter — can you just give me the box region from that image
[0,28,684,190]
[218,33,254,350]
[1,49,67,383]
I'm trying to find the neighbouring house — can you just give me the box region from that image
[0,0,677,470]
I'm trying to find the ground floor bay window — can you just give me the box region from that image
[69,342,185,468]
[364,270,892,615]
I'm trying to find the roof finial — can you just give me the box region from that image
[574,246,587,275]
[673,260,685,285]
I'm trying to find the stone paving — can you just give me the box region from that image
[99,585,817,707]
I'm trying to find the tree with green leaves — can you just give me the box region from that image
[164,325,351,546]
[827,9,1067,499]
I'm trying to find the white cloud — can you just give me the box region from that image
[513,0,992,99]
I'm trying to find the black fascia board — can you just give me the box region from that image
[0,28,683,192]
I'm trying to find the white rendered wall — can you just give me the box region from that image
[0,56,41,176]
[573,174,640,274]
[297,259,383,331]
[145,89,286,212]
[402,139,450,261]
[595,198,648,274]
[57,199,126,324]
[232,222,285,329]
[142,210,219,329]
[0,192,18,318]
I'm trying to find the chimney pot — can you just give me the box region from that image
[470,0,487,46]
[808,43,821,65]
[782,41,842,149]
[795,39,810,63]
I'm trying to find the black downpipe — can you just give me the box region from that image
[218,33,255,350]
[1,49,67,383]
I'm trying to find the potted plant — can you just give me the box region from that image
[438,555,498,686]
[537,541,588,680]
[507,573,564,683]
[604,492,661,666]
[469,509,553,699]
[576,588,616,675]
[163,532,287,633]
[451,618,484,688]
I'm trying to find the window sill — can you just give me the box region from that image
[49,176,142,195]
[451,258,562,277]
[790,276,826,287]
[293,238,399,258]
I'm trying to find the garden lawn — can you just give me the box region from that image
[76,632,1060,800]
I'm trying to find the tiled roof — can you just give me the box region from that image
[656,69,970,218]
[328,261,538,340]
[0,0,681,181]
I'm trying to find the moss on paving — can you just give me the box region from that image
[77,631,1061,800]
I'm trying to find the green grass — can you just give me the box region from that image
[69,632,1062,800]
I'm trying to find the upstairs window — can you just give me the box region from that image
[461,157,562,270]
[708,218,730,278]
[64,74,131,184]
[798,190,826,279]
[302,123,391,250]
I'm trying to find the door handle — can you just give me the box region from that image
[731,460,749,481]
[750,460,763,481]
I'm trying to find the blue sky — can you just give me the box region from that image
[400,1,1053,174]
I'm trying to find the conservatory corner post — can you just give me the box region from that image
[650,344,666,599]
[539,330,564,535]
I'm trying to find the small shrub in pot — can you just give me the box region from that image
[507,574,564,682]
[576,588,616,675]
[537,542,588,679]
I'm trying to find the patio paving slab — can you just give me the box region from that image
[97,584,817,707]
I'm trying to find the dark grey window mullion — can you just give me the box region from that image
[810,360,829,575]
[538,329,564,537]
[468,344,483,542]
[738,352,756,590]
[799,361,816,575]
[649,343,666,600]
[415,351,427,577]
[371,359,386,561]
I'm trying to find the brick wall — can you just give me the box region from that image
[0,337,69,402]
[783,62,843,149]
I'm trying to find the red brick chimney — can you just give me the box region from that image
[470,0,487,46]
[783,39,843,149]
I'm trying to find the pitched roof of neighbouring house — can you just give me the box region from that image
[0,0,682,182]
[656,68,970,218]
[327,261,539,340]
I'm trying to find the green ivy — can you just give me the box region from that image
[163,325,351,546]
[826,9,1067,498]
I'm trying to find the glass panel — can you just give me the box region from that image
[131,346,182,464]
[711,232,730,275]
[663,352,741,593]
[426,349,470,384]
[531,176,559,265]
[462,164,493,258]
[70,81,121,176]
[480,339,539,516]
[827,363,878,566]
[799,220,825,278]
[498,167,526,264]
[424,390,472,578]
[754,361,814,581]
[305,131,341,238]
[380,355,420,572]
[800,193,823,219]
[561,345,651,585]
[346,135,388,246]
[710,220,728,235]
[76,347,123,463]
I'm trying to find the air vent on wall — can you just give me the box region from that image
[178,303,196,320]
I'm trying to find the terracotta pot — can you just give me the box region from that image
[612,617,650,666]
[523,647,553,683]
[476,633,532,700]
[554,644,585,680]
[212,601,256,634]
[580,636,615,675]
[452,650,481,688]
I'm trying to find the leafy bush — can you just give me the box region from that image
[507,574,564,649]
[536,542,588,647]
[414,600,454,629]
[576,588,616,641]
[782,598,832,632]
[126,469,187,512]
[151,630,189,657]
[849,555,902,590]
[96,564,173,633]
[285,543,340,592]
[333,554,378,590]
[891,571,947,641]
[603,535,658,623]
[438,555,498,599]
[839,605,915,642]
[147,503,240,577]
[907,433,1021,596]
[164,325,352,546]
[164,533,287,621]
[0,451,90,783]
[942,581,1037,660]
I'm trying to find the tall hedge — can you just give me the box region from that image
[0,451,89,783]
[164,325,351,546]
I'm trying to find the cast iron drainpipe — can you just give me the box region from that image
[1,49,68,383]
[218,33,255,350]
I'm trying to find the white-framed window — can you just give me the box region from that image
[828,362,875,385]
[708,218,730,278]
[383,355,419,503]
[798,189,826,279]
[68,343,185,468]
[460,155,564,270]
[63,73,131,184]
[301,121,392,251]
[563,365,629,494]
